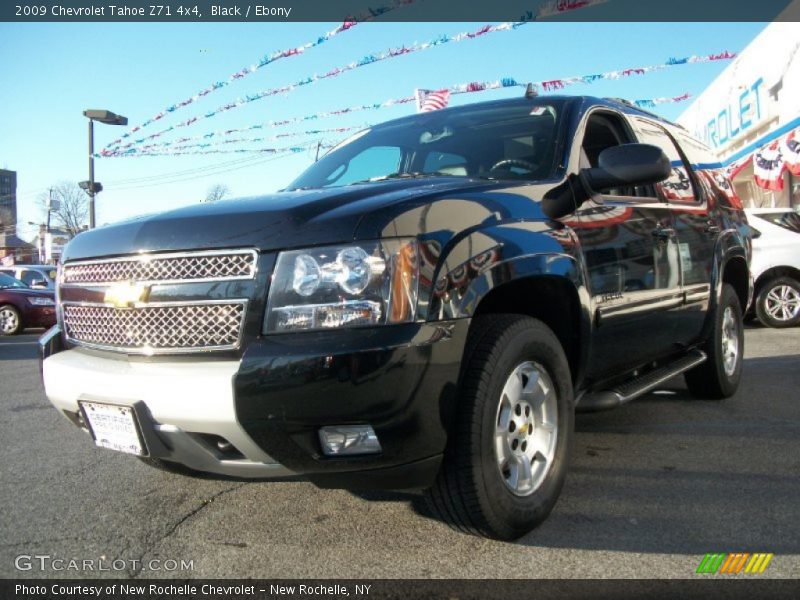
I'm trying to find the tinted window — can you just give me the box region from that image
[328,146,402,187]
[632,118,698,204]
[423,151,467,175]
[288,100,563,189]
[20,270,41,285]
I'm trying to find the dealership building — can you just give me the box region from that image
[678,21,800,209]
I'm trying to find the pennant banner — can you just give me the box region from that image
[103,91,694,158]
[105,140,327,158]
[103,50,730,156]
[124,125,369,155]
[108,0,419,145]
[105,1,611,152]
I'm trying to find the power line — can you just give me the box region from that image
[103,151,299,192]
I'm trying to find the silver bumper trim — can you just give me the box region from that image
[43,348,294,479]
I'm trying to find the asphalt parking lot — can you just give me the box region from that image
[1,325,798,580]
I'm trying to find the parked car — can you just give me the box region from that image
[0,273,57,335]
[0,264,58,290]
[39,95,751,540]
[746,208,800,328]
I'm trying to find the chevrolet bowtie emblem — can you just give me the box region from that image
[104,282,149,308]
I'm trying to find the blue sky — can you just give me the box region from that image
[0,20,765,240]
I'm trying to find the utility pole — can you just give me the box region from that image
[46,188,52,233]
[88,119,95,229]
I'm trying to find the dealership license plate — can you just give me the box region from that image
[80,402,146,456]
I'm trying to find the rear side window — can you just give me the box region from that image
[631,117,698,204]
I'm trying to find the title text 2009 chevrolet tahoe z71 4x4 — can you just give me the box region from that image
[40,96,752,540]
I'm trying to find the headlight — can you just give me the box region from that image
[264,239,419,333]
[28,297,55,306]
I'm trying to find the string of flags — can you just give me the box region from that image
[105,0,611,153]
[102,90,694,158]
[107,0,419,146]
[122,125,369,155]
[101,50,732,156]
[105,140,328,158]
[729,126,800,191]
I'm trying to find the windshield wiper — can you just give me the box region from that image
[347,171,452,186]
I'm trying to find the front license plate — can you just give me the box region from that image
[80,402,146,456]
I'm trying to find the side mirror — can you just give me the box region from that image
[581,143,672,192]
[30,279,48,289]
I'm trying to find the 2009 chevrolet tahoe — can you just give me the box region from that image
[40,95,752,540]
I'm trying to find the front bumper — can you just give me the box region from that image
[41,328,292,479]
[40,319,469,489]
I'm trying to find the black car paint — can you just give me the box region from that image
[51,96,750,488]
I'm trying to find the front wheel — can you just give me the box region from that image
[755,277,800,328]
[425,314,573,540]
[685,284,744,399]
[0,305,22,336]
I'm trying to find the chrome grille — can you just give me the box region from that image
[62,250,256,285]
[62,302,246,354]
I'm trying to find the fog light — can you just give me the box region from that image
[318,425,382,456]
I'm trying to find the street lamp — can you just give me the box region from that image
[82,109,127,229]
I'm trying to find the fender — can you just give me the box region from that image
[700,226,751,340]
[425,221,592,387]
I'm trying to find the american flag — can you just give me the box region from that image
[417,89,450,112]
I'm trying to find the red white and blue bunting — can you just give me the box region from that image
[729,126,800,191]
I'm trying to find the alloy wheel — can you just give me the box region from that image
[764,284,800,323]
[494,361,558,496]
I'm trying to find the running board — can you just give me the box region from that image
[577,349,707,411]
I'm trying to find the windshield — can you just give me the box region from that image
[0,273,28,289]
[287,100,564,190]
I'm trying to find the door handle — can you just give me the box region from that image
[705,221,721,234]
[651,227,676,240]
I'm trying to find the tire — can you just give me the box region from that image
[754,277,800,328]
[424,314,574,540]
[685,284,744,399]
[0,304,22,336]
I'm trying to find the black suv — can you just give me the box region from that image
[40,95,752,540]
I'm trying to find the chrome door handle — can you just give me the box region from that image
[705,222,721,234]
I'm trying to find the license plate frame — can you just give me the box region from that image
[79,401,148,457]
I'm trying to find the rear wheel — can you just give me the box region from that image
[685,284,744,399]
[755,277,800,328]
[425,314,573,540]
[0,305,22,336]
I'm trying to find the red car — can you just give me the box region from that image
[0,272,57,335]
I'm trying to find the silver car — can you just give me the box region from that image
[0,265,58,290]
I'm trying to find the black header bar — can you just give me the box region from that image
[2,0,799,22]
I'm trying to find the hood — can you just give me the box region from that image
[62,178,513,261]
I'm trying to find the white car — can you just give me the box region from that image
[746,208,800,328]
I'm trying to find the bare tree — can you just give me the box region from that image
[205,184,230,203]
[37,182,88,238]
